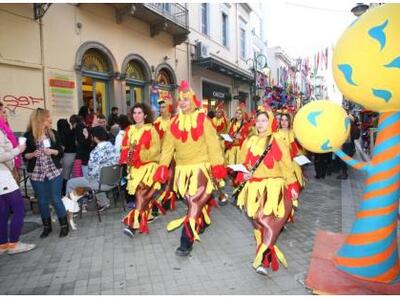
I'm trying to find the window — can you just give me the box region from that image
[240,27,246,59]
[222,13,228,47]
[161,3,170,13]
[201,3,209,35]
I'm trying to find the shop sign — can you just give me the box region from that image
[48,72,75,115]
[203,81,230,100]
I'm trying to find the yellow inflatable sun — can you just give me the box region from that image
[333,4,400,112]
[293,100,350,153]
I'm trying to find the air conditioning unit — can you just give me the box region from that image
[196,42,210,59]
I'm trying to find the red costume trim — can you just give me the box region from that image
[170,112,206,142]
[263,138,282,169]
[284,181,301,201]
[127,129,153,168]
[154,121,165,140]
[153,165,169,184]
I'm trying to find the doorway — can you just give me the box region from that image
[82,76,108,115]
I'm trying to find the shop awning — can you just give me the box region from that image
[192,57,253,83]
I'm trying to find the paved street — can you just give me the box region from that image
[0,164,363,295]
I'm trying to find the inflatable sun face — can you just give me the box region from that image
[293,100,350,153]
[333,4,400,112]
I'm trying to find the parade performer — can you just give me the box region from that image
[234,110,300,275]
[211,101,229,136]
[211,101,230,206]
[121,103,161,238]
[275,112,304,221]
[225,103,251,165]
[153,80,226,256]
[153,95,177,212]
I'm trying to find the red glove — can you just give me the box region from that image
[211,165,227,180]
[153,165,169,184]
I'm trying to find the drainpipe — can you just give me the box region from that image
[186,3,191,84]
[39,17,47,109]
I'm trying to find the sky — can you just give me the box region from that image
[262,0,357,58]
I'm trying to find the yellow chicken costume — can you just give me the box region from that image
[275,112,305,221]
[235,110,300,273]
[153,80,226,255]
[153,95,177,212]
[121,116,161,234]
[225,103,251,165]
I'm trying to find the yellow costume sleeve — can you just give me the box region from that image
[203,118,225,166]
[159,125,175,166]
[139,127,161,163]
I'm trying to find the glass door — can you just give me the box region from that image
[125,85,144,109]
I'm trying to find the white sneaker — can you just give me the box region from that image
[255,266,268,276]
[123,227,135,238]
[8,242,36,255]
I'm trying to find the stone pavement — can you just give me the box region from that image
[0,164,363,295]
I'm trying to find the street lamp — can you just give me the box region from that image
[351,3,369,17]
[246,54,268,107]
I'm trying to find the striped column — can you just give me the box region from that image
[334,111,400,283]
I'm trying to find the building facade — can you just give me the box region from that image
[0,3,190,132]
[188,3,257,117]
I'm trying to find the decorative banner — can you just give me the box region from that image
[48,72,76,116]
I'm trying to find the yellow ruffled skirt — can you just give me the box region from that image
[173,163,216,197]
[237,177,286,218]
[127,162,161,195]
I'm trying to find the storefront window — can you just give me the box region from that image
[125,60,146,108]
[202,81,230,114]
[81,49,111,115]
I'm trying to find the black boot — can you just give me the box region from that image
[62,179,68,196]
[40,217,52,238]
[59,216,69,238]
[175,226,193,256]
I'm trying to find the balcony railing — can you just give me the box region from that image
[143,3,188,29]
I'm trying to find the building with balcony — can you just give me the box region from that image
[0,3,190,131]
[187,3,257,117]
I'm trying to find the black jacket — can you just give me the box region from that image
[74,121,92,164]
[23,130,64,173]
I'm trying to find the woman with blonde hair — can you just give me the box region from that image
[23,108,68,238]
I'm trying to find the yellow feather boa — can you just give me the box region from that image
[176,110,204,132]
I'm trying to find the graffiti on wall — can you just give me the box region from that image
[1,94,44,115]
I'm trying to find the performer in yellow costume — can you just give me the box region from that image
[153,95,177,212]
[211,101,229,136]
[153,80,226,256]
[235,110,300,275]
[121,103,161,237]
[225,103,251,165]
[275,112,304,222]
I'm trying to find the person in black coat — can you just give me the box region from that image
[57,119,77,195]
[23,108,68,238]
